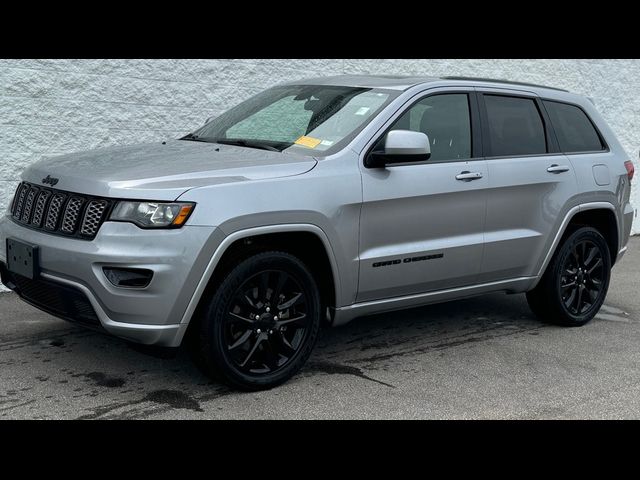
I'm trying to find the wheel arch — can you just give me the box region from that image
[177,224,342,345]
[532,202,619,289]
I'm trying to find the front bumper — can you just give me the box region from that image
[0,215,223,346]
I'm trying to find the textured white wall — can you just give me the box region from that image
[1,59,638,231]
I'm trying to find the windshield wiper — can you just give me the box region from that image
[215,139,283,152]
[180,133,214,143]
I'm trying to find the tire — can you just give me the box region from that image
[526,227,611,327]
[193,251,321,390]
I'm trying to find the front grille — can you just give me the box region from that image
[0,263,101,328]
[10,182,112,240]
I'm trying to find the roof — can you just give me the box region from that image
[285,74,569,93]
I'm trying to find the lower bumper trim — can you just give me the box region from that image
[1,261,186,347]
[1,261,102,329]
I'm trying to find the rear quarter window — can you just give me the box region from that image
[543,100,605,153]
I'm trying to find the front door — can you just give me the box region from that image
[357,91,489,302]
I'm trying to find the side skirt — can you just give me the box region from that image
[331,276,536,326]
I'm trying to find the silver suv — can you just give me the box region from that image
[0,75,635,390]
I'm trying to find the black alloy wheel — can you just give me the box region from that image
[526,227,611,327]
[224,270,310,374]
[559,239,605,316]
[194,251,321,390]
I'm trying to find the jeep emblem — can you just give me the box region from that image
[42,175,59,187]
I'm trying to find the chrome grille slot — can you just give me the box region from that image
[80,200,108,237]
[60,197,85,234]
[10,182,111,240]
[13,183,29,219]
[31,190,52,227]
[45,193,66,231]
[11,183,25,216]
[21,187,38,223]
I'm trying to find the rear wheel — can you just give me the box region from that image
[526,227,611,326]
[194,251,321,390]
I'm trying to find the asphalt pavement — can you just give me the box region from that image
[1,237,639,419]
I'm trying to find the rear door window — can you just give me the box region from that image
[483,95,547,157]
[543,100,605,152]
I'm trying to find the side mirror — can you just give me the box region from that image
[365,130,431,168]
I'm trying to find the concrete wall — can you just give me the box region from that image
[1,59,638,229]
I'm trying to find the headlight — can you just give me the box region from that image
[109,201,195,228]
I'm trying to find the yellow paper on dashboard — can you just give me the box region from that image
[294,136,322,148]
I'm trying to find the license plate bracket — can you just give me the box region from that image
[6,238,39,279]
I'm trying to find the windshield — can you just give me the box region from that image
[188,85,397,155]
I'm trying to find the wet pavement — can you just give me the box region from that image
[1,237,639,419]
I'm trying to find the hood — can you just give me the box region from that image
[22,140,318,200]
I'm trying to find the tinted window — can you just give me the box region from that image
[543,100,604,152]
[484,95,547,156]
[388,94,471,161]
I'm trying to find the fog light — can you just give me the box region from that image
[103,267,153,288]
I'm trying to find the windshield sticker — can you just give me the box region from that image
[294,136,322,148]
[355,107,370,116]
[320,140,334,146]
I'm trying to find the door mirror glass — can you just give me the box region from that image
[366,130,431,168]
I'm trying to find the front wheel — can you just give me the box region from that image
[194,251,321,390]
[526,227,611,327]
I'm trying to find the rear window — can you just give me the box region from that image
[543,100,605,153]
[484,95,547,157]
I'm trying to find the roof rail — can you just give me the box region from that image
[441,76,569,92]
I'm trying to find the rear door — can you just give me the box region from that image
[476,89,578,282]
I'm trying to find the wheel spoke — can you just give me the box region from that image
[275,333,297,357]
[241,293,257,309]
[228,330,252,351]
[583,246,598,267]
[258,272,270,303]
[575,287,584,314]
[587,258,603,275]
[584,286,595,303]
[572,247,580,265]
[561,281,576,289]
[228,311,254,325]
[263,340,281,370]
[276,313,307,327]
[272,271,289,305]
[278,292,303,310]
[564,287,577,310]
[239,334,264,368]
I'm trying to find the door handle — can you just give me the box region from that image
[456,171,483,181]
[547,164,570,174]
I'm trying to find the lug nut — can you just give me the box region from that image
[266,307,271,313]
[256,329,261,334]
[269,330,274,335]
[273,316,278,321]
